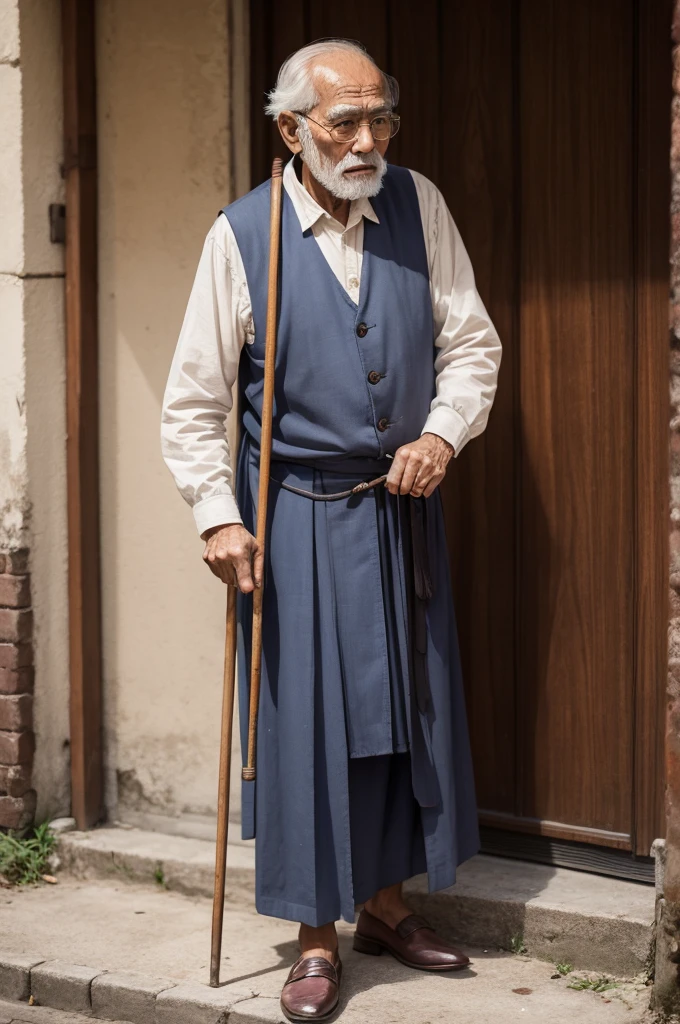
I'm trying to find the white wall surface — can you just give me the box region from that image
[97,0,247,830]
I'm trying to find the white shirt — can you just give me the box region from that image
[162,158,502,537]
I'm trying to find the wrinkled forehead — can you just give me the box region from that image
[309,55,388,114]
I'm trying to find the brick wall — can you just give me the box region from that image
[0,550,36,830]
[654,5,680,1014]
[671,12,680,643]
[669,9,680,836]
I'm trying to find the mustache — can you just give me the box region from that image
[337,151,384,171]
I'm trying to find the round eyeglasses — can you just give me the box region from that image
[294,112,401,145]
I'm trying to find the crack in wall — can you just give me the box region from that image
[0,271,65,279]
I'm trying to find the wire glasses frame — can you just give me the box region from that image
[294,111,401,145]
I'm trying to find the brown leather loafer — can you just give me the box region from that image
[353,908,470,971]
[280,951,342,1022]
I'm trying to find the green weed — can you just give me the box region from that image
[556,961,573,976]
[0,822,56,885]
[509,935,528,955]
[567,975,620,993]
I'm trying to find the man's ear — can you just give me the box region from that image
[278,112,302,154]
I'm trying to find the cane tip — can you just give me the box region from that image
[272,157,283,178]
[242,767,256,781]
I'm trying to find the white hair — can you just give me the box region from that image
[265,38,399,120]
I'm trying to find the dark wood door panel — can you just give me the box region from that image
[307,0,389,67]
[250,0,307,176]
[436,0,517,816]
[387,0,439,179]
[519,0,635,838]
[248,0,668,862]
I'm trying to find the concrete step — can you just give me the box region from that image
[0,877,652,1024]
[55,825,656,978]
[57,824,254,905]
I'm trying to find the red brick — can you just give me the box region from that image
[0,763,31,797]
[0,643,32,670]
[0,574,30,609]
[0,730,34,764]
[3,550,29,575]
[0,609,32,643]
[0,790,36,830]
[671,528,680,575]
[0,666,34,694]
[0,695,32,731]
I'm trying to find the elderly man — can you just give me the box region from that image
[162,37,501,1022]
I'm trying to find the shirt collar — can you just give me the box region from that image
[282,156,380,233]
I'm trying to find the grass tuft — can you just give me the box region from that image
[0,823,56,885]
[567,975,620,993]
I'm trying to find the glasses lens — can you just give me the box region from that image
[331,121,359,143]
[329,116,400,143]
[371,120,391,141]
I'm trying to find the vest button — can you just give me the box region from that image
[377,417,390,432]
[356,322,368,338]
[367,370,382,385]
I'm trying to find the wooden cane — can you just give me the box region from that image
[209,156,284,988]
[242,156,284,784]
[209,583,238,987]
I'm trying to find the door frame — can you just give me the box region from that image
[629,0,670,858]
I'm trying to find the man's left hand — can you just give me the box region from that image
[385,432,455,498]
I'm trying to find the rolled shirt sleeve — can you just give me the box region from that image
[411,170,502,456]
[161,216,250,536]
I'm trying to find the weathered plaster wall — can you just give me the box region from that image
[97,0,247,831]
[0,0,70,825]
[0,0,28,550]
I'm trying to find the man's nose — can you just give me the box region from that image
[351,123,375,154]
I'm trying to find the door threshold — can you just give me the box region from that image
[480,825,655,884]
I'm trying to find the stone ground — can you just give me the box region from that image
[0,876,655,1023]
[57,826,656,978]
[0,999,96,1023]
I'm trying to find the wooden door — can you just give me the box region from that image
[250,0,670,861]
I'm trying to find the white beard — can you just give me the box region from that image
[297,118,387,201]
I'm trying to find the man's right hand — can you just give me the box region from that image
[201,523,262,592]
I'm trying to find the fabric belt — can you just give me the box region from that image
[272,472,434,715]
[272,474,388,501]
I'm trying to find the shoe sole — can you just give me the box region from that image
[353,934,471,972]
[279,997,340,1023]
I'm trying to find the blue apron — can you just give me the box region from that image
[223,163,480,926]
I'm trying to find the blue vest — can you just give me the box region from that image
[222,163,435,465]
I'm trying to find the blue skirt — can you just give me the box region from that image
[236,433,480,926]
[349,753,427,905]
